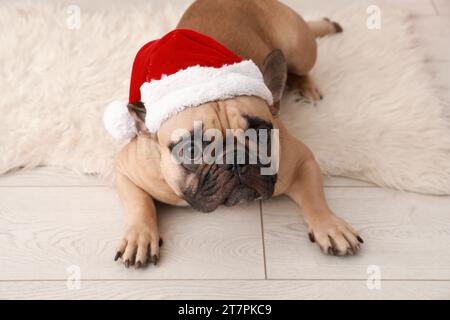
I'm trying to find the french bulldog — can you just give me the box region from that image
[113,0,363,268]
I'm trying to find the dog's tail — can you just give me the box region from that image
[307,18,343,38]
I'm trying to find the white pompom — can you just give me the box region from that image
[103,100,137,140]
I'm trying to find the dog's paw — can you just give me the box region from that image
[114,223,163,269]
[292,75,323,103]
[308,215,363,256]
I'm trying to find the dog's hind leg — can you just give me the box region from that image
[286,18,343,102]
[264,1,343,102]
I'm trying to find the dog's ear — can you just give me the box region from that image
[127,101,150,135]
[262,49,287,116]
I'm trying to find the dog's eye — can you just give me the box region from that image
[170,140,199,159]
[181,141,200,160]
[244,116,273,132]
[173,140,202,173]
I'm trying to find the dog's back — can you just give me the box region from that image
[177,0,310,67]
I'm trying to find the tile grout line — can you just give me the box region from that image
[259,200,268,280]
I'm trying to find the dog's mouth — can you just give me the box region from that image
[183,163,276,213]
[223,184,258,207]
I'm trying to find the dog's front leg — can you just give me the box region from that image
[285,148,363,256]
[114,171,161,268]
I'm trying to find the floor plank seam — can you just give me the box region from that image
[1,279,449,282]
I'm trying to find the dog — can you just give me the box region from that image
[112,0,363,268]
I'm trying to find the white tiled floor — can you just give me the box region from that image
[0,0,449,299]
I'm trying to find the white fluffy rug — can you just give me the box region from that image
[1,0,449,195]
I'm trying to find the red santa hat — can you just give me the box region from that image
[104,29,273,140]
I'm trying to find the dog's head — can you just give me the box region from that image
[128,50,287,212]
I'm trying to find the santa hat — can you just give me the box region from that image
[104,29,273,140]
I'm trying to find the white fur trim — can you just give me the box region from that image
[103,100,137,140]
[140,60,273,133]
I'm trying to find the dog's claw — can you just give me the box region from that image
[114,251,122,261]
[152,254,159,266]
[357,235,364,243]
[308,232,315,243]
[135,261,142,269]
[159,238,163,247]
[327,246,333,255]
[124,260,130,268]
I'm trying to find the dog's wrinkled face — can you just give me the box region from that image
[157,96,278,212]
[127,50,287,212]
